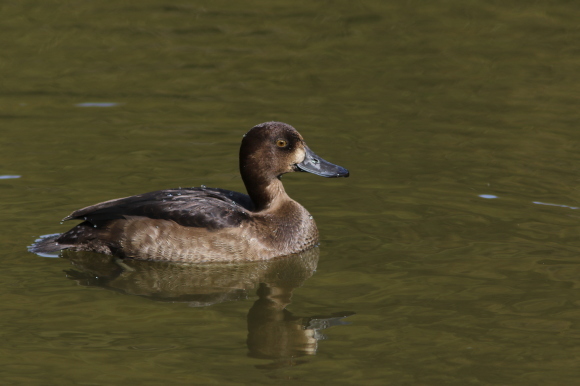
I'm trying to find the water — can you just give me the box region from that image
[2,0,580,384]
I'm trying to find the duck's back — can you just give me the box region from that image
[63,187,255,228]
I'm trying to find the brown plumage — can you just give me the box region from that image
[30,122,349,262]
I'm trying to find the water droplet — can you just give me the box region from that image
[93,224,97,228]
[201,185,206,189]
[243,133,247,138]
[309,215,313,219]
[167,193,173,197]
[479,194,498,199]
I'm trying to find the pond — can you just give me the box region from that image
[2,1,580,384]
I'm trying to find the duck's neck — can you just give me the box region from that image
[243,175,289,212]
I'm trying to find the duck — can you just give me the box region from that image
[31,122,349,262]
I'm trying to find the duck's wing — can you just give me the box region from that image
[62,188,255,230]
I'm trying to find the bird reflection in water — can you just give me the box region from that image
[61,248,355,367]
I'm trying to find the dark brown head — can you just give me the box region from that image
[239,122,349,209]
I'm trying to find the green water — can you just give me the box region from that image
[2,0,580,384]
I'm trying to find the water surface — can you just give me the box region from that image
[2,1,580,384]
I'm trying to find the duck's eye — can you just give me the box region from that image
[276,139,288,148]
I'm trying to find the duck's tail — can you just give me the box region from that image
[28,233,67,257]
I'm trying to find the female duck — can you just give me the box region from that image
[32,122,349,262]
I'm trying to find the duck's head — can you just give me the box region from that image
[240,121,349,182]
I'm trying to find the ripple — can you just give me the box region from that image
[75,102,120,107]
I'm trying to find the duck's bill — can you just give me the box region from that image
[295,146,350,178]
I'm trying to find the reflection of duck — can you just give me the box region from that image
[247,282,354,364]
[63,247,320,304]
[31,122,349,262]
[63,248,354,363]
